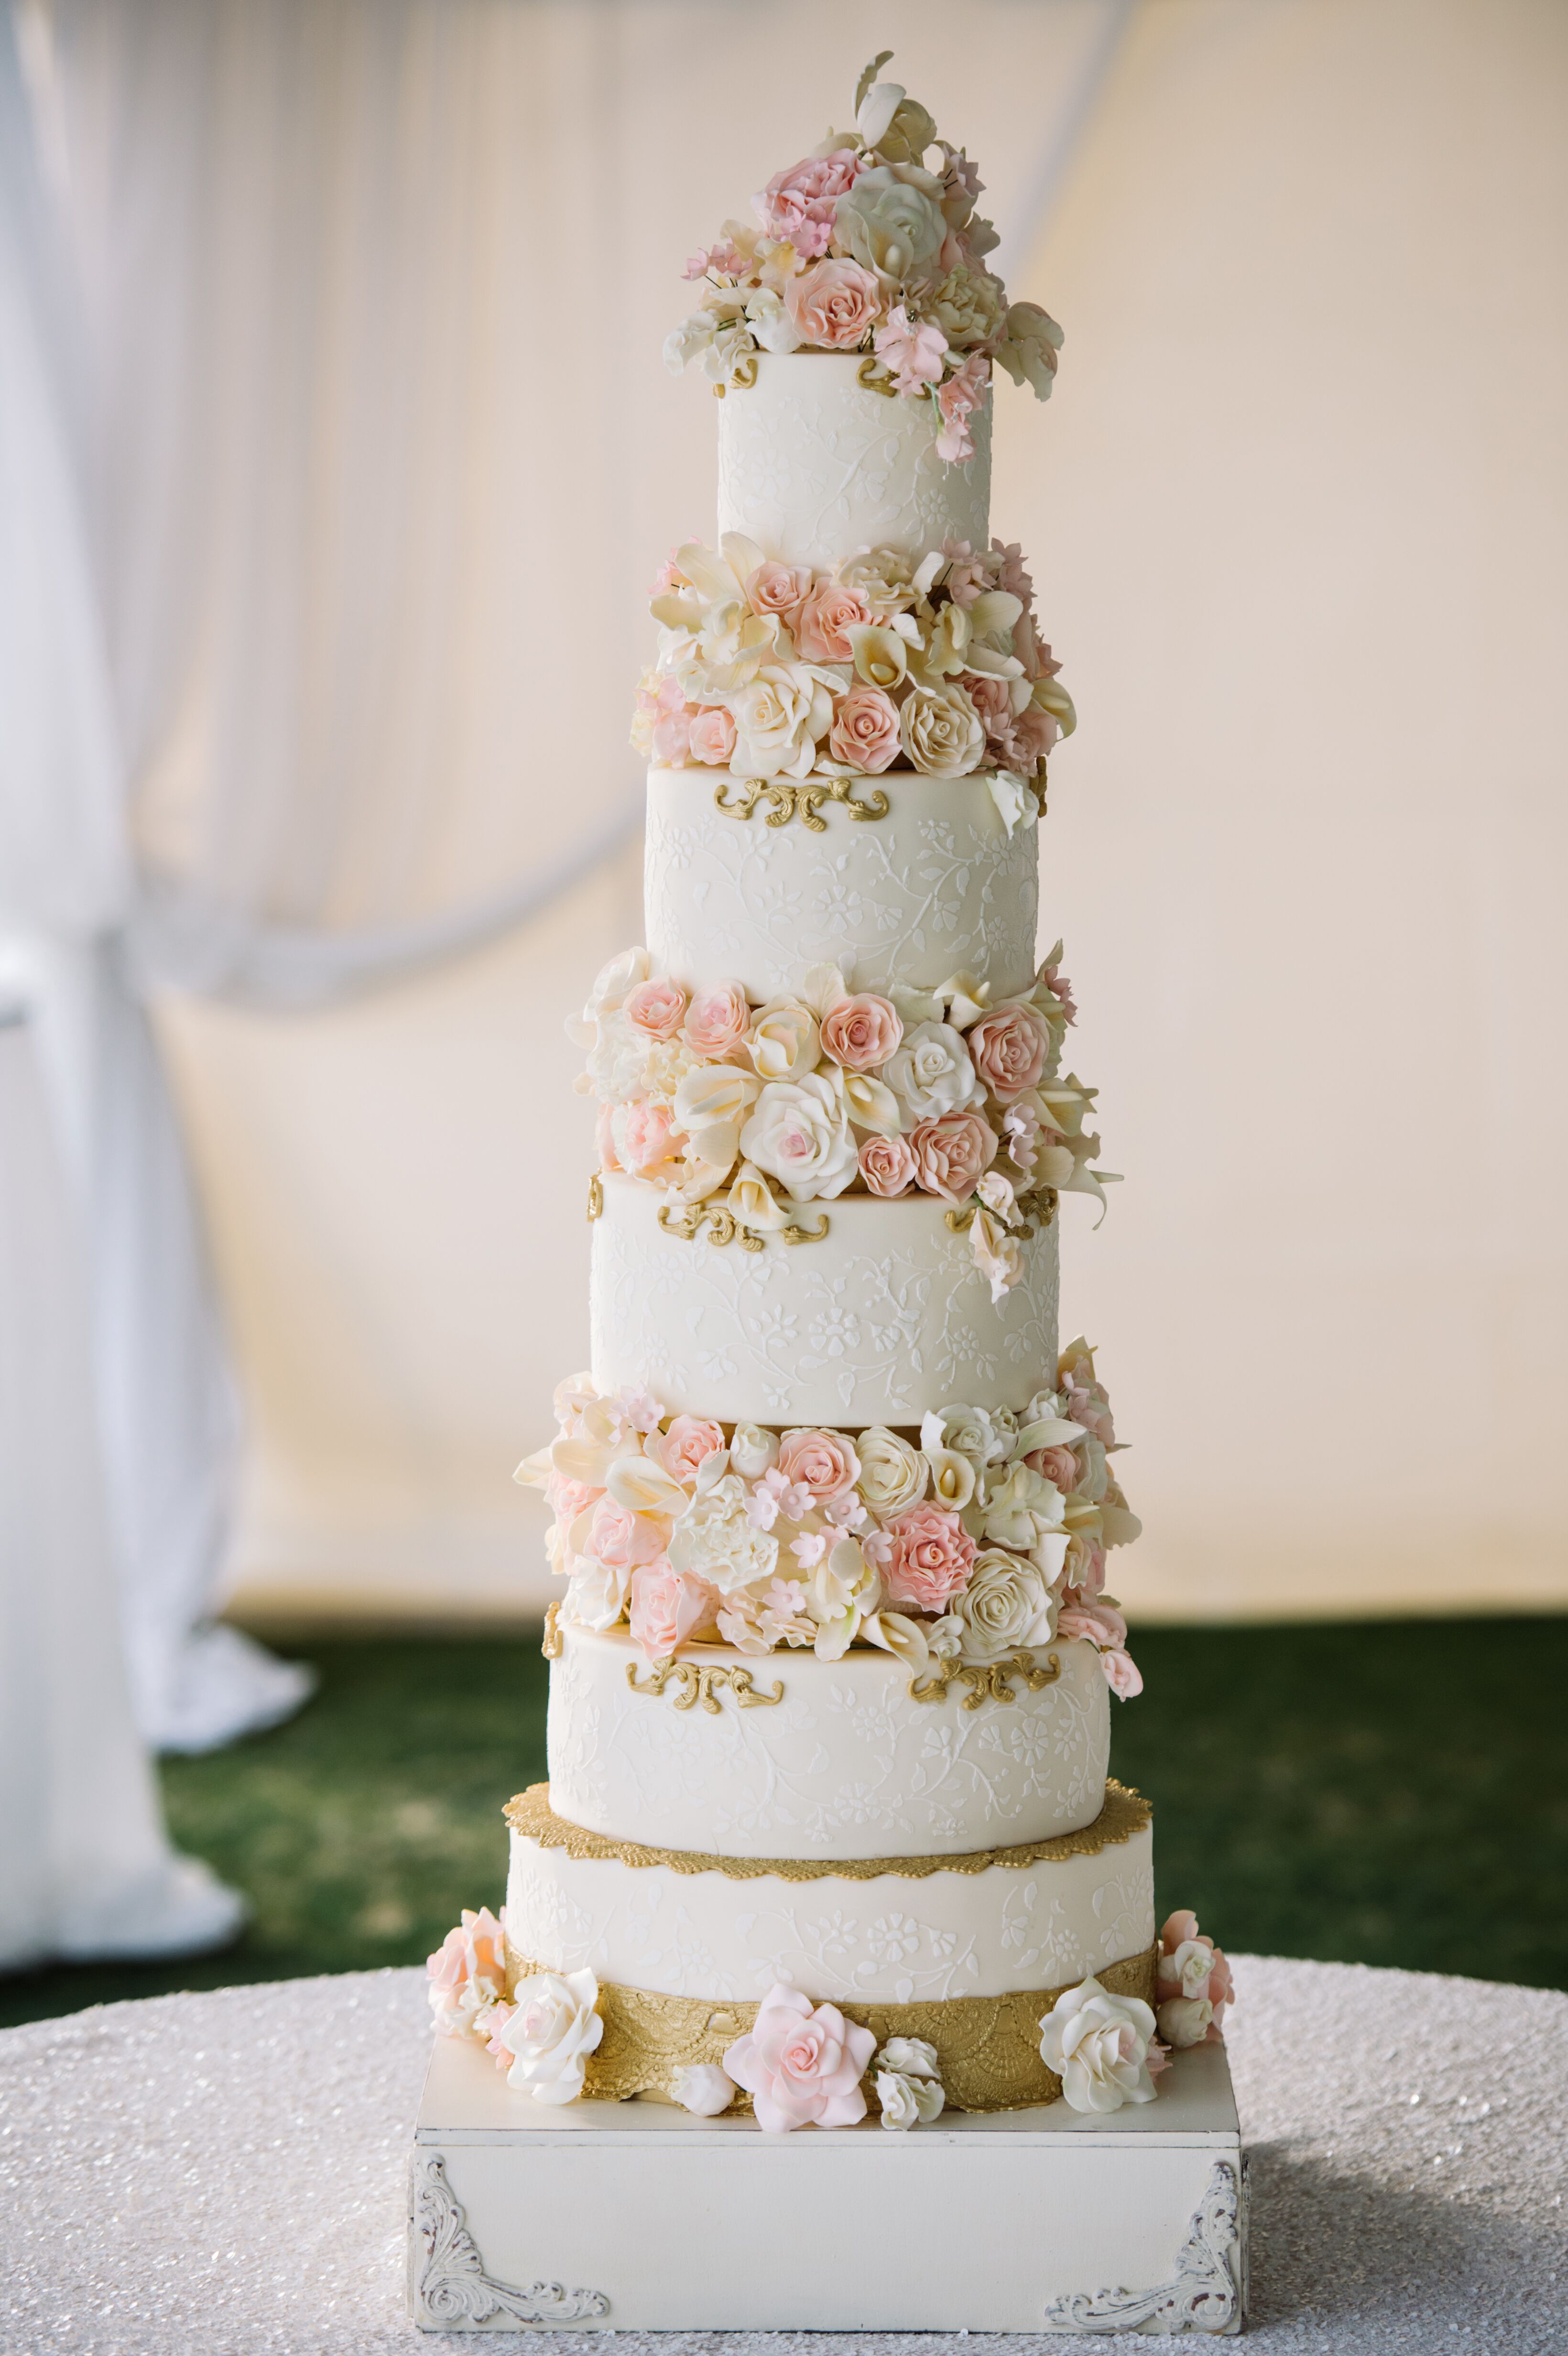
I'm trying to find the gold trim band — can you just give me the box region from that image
[502,1779,1150,1882]
[501,1937,1158,2114]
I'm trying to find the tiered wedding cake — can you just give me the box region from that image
[426,58,1230,2147]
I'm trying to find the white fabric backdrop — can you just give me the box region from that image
[9,0,1566,1635]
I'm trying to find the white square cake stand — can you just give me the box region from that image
[408,2032,1247,2334]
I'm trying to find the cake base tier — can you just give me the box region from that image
[545,1622,1109,1859]
[410,2034,1246,2334]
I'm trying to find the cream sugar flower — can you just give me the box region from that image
[1039,1976,1159,2115]
[495,1968,604,2105]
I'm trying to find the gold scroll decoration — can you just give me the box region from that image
[624,1658,783,1712]
[586,1174,603,1222]
[540,1601,564,1661]
[502,1780,1152,1882]
[945,1186,1058,1241]
[713,776,891,830]
[657,1201,828,1250]
[501,1935,1158,2115]
[908,1647,1060,1709]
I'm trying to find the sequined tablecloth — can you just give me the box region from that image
[1,1956,1563,2353]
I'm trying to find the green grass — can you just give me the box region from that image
[2,1616,1564,2031]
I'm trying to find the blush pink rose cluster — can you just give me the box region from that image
[635,532,1073,791]
[665,59,1066,458]
[1154,1910,1234,2053]
[520,1353,1143,1671]
[575,949,1111,1287]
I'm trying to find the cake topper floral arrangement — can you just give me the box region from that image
[666,52,1063,463]
[517,1337,1141,1683]
[574,942,1113,1297]
[632,532,1074,796]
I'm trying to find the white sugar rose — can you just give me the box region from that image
[879,2036,941,2080]
[496,1968,604,2105]
[1039,1977,1158,2115]
[920,1404,1005,1471]
[900,682,986,777]
[729,1421,780,1478]
[673,1063,762,1167]
[748,997,821,1083]
[668,1474,780,1595]
[740,1073,859,1202]
[856,1426,928,1514]
[833,164,947,280]
[882,1021,983,1123]
[729,663,834,781]
[875,2068,945,2129]
[1157,1995,1215,2050]
[565,1558,632,1632]
[981,1464,1066,1555]
[954,1549,1057,1662]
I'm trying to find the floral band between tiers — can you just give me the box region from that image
[502,1779,1152,1880]
[501,1932,1157,2113]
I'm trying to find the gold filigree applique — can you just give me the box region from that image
[908,1647,1063,1710]
[625,1658,784,1713]
[856,355,900,399]
[945,1186,1058,1241]
[502,1780,1152,1881]
[712,776,891,830]
[586,1173,603,1222]
[540,1600,564,1661]
[656,1201,824,1252]
[501,1934,1159,2114]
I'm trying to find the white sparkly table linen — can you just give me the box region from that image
[1,1957,1564,2353]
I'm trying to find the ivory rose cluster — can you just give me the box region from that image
[516,1342,1143,1678]
[665,54,1066,459]
[634,531,1074,794]
[574,946,1115,1294]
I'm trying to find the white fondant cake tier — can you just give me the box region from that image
[644,767,1039,1001]
[505,1804,1153,2006]
[590,1174,1059,1425]
[716,352,991,568]
[545,1623,1109,1861]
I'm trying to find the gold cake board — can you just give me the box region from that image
[408,2031,1247,2334]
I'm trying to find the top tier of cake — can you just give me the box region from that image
[716,353,991,568]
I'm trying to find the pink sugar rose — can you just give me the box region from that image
[613,1098,682,1175]
[826,685,902,773]
[683,979,752,1058]
[1158,1912,1234,2034]
[625,976,689,1039]
[795,579,872,663]
[858,1132,918,1196]
[723,1982,877,2133]
[959,668,1022,760]
[777,1426,861,1506]
[648,1414,726,1485]
[687,704,738,766]
[595,1103,622,1174]
[586,1494,668,1574]
[821,992,903,1072]
[629,1560,712,1664]
[872,302,948,394]
[882,1502,977,1612]
[786,257,882,350]
[935,351,989,463]
[1024,1444,1079,1494]
[545,1470,602,1524]
[1101,1647,1143,1700]
[753,150,864,259]
[427,1908,507,2039]
[1059,1598,1129,1651]
[745,559,812,623]
[481,1999,517,2075]
[651,706,694,765]
[908,1110,997,1204]
[968,1003,1050,1102]
[1013,705,1059,771]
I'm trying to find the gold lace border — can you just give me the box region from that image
[503,1938,1158,2114]
[503,1779,1150,1882]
